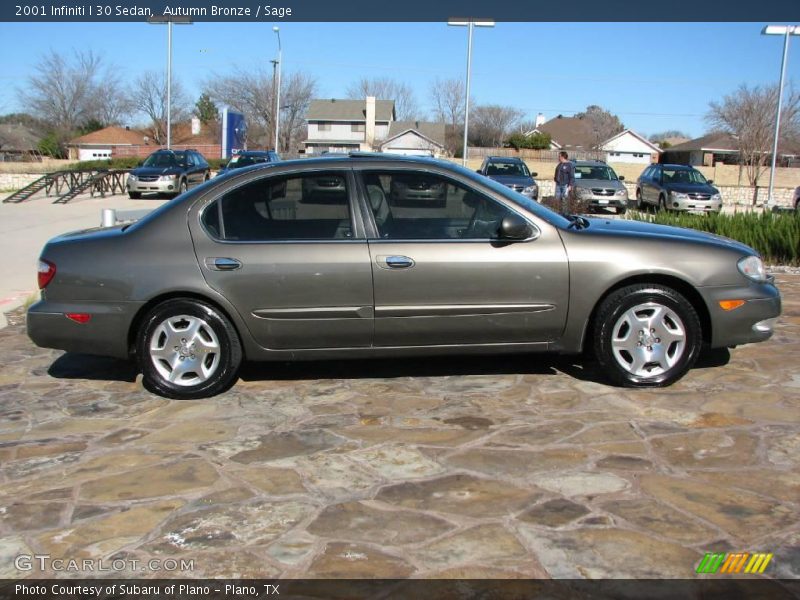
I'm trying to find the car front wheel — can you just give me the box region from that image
[136,298,242,399]
[128,192,141,199]
[636,189,646,211]
[593,284,702,387]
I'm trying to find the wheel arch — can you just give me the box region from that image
[581,274,712,354]
[127,291,248,360]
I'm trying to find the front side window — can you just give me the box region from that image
[362,171,517,240]
[202,172,352,241]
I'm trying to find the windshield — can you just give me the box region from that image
[486,161,530,177]
[142,152,181,168]
[663,168,708,185]
[227,155,268,169]
[451,162,571,229]
[575,165,617,181]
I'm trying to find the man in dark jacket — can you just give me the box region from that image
[554,151,575,213]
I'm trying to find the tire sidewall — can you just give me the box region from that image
[595,286,702,387]
[137,299,242,399]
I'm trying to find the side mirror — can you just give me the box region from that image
[531,172,538,177]
[707,179,714,184]
[618,175,625,181]
[498,214,533,241]
[137,161,143,167]
[476,169,483,174]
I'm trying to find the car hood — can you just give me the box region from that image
[664,183,719,195]
[582,217,754,254]
[574,178,624,189]
[489,175,535,186]
[131,166,181,177]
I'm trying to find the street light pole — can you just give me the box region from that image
[762,24,800,207]
[148,15,192,150]
[273,26,282,153]
[448,18,494,167]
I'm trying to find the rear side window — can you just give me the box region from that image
[202,172,353,241]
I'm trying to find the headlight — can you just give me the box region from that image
[127,174,137,181]
[615,189,627,196]
[159,174,178,181]
[670,191,688,199]
[712,193,722,201]
[737,255,767,282]
[523,185,537,195]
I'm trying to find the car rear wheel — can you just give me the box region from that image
[593,284,702,387]
[136,298,242,399]
[658,194,667,211]
[178,179,188,195]
[128,192,141,199]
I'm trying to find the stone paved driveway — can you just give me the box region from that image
[0,277,798,580]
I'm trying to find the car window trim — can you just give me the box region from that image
[353,166,540,244]
[197,167,367,244]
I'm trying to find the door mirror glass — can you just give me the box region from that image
[476,169,483,174]
[706,179,714,185]
[499,214,533,240]
[618,175,625,181]
[531,172,538,177]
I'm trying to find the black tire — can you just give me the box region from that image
[636,189,646,211]
[179,179,188,195]
[617,206,627,215]
[658,194,667,212]
[204,171,210,181]
[136,298,242,399]
[128,192,141,199]
[593,284,702,387]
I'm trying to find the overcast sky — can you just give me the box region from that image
[1,21,798,138]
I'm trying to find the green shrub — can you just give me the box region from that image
[506,131,552,150]
[628,210,800,265]
[65,157,142,171]
[207,158,228,171]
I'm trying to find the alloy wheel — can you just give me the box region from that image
[149,314,221,386]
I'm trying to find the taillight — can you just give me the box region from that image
[38,259,56,289]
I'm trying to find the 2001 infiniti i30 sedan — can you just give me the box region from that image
[28,154,781,399]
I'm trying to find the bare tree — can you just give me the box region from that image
[19,50,134,130]
[576,105,624,149]
[205,68,317,152]
[132,71,191,145]
[469,104,525,147]
[346,77,418,120]
[706,83,800,186]
[429,78,470,155]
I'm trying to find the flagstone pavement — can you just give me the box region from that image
[0,276,798,580]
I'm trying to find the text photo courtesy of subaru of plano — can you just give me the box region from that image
[636,163,723,212]
[571,160,629,214]
[126,149,210,199]
[29,154,780,399]
[476,156,539,200]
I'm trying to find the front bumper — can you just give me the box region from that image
[27,299,141,359]
[669,195,722,212]
[699,280,782,348]
[127,177,179,194]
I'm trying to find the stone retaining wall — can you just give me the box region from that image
[0,173,41,191]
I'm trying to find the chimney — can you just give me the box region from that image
[535,113,545,127]
[365,96,376,149]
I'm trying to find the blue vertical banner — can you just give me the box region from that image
[221,107,247,159]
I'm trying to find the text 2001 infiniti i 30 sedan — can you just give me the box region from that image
[28,154,781,399]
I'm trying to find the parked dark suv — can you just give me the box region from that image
[636,163,722,212]
[127,149,210,199]
[476,156,538,200]
[216,150,281,176]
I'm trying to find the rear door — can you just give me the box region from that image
[357,168,569,347]
[189,168,374,350]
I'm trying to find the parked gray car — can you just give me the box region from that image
[636,163,722,212]
[29,154,780,399]
[476,156,539,200]
[572,160,628,214]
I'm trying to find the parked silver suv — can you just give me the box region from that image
[572,160,628,214]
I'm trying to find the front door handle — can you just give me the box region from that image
[377,255,415,269]
[206,257,242,271]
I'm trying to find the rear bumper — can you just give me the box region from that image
[699,280,782,348]
[27,299,142,359]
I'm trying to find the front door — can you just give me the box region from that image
[358,169,569,347]
[189,169,374,350]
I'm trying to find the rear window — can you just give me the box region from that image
[201,172,353,241]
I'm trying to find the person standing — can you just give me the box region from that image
[553,151,575,213]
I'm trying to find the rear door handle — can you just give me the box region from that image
[206,257,242,271]
[377,255,415,269]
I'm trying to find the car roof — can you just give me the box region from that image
[660,164,694,170]
[236,150,274,156]
[573,159,608,165]
[486,156,524,163]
